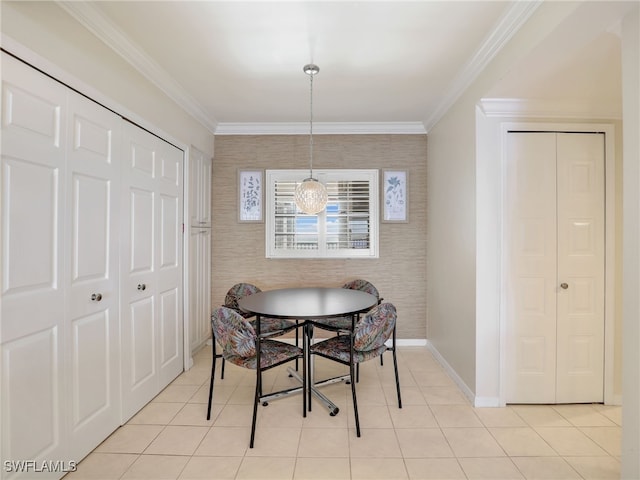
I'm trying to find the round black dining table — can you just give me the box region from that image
[238,287,377,322]
[238,287,378,415]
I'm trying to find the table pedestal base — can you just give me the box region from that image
[257,368,348,417]
[288,368,345,416]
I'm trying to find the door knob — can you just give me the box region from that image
[91,293,103,301]
[137,284,146,291]
[560,283,569,290]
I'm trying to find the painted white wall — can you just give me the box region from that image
[474,107,502,406]
[621,5,640,478]
[426,103,478,392]
[0,1,214,157]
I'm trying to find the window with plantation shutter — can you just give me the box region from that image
[266,169,379,258]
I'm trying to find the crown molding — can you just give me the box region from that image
[56,1,552,137]
[214,122,427,135]
[480,98,622,120]
[56,1,218,134]
[423,0,543,132]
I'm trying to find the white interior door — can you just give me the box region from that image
[505,132,558,403]
[121,123,183,421]
[155,140,184,388]
[556,133,605,403]
[505,131,605,404]
[1,53,69,476]
[189,227,211,353]
[187,147,212,354]
[65,92,121,459]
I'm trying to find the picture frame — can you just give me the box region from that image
[382,170,408,223]
[238,169,263,222]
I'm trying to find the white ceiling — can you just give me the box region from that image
[58,1,631,135]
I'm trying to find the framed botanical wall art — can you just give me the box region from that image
[382,170,408,223]
[238,169,263,222]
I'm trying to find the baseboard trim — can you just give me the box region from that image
[474,396,502,407]
[425,341,476,406]
[396,339,428,347]
[609,394,623,406]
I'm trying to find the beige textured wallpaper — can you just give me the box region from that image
[211,134,427,339]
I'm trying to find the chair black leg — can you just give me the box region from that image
[306,324,313,412]
[206,346,217,420]
[350,361,360,437]
[392,342,402,409]
[295,320,300,371]
[380,352,384,366]
[302,352,307,418]
[220,356,226,379]
[250,369,261,448]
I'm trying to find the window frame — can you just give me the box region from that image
[265,169,379,259]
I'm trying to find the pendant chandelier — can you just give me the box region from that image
[294,63,328,214]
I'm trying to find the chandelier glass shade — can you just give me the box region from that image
[294,63,328,214]
[294,177,328,214]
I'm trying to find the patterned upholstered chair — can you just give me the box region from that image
[225,282,298,335]
[212,283,299,381]
[313,279,385,375]
[313,279,383,332]
[206,306,305,448]
[343,278,382,298]
[309,302,401,437]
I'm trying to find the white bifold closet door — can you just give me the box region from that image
[505,131,605,404]
[65,85,122,461]
[120,122,184,422]
[1,52,121,474]
[188,147,212,354]
[188,226,211,353]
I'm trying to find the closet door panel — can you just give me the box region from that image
[200,156,212,226]
[121,125,159,420]
[130,140,155,178]
[159,288,180,368]
[187,147,211,354]
[188,229,201,350]
[71,312,110,421]
[71,174,110,278]
[121,124,183,421]
[123,185,156,417]
[1,54,66,344]
[1,59,64,161]
[505,132,558,403]
[160,193,179,270]
[158,192,180,375]
[130,297,156,386]
[2,328,60,467]
[556,133,605,403]
[1,54,67,474]
[66,93,121,459]
[1,159,62,339]
[188,228,211,352]
[188,148,211,227]
[130,188,155,273]
[156,143,183,386]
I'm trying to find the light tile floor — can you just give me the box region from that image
[65,346,621,479]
